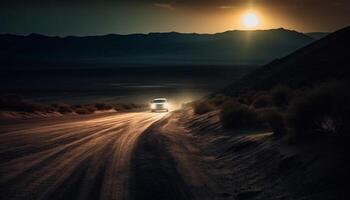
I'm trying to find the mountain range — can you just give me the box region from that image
[0,28,314,69]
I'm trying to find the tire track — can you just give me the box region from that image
[0,112,166,200]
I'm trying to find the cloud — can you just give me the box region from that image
[154,3,175,10]
[219,5,233,9]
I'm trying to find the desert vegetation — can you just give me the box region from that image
[220,102,263,129]
[262,108,287,136]
[193,81,350,142]
[252,93,272,108]
[0,94,147,117]
[192,101,215,115]
[270,85,292,108]
[287,82,350,140]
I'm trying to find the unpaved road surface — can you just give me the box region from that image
[0,112,183,200]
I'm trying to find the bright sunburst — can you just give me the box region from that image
[242,12,260,29]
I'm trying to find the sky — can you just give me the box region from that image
[1,0,350,36]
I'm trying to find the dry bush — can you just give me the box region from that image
[112,104,124,111]
[0,95,55,113]
[220,103,263,129]
[271,85,292,108]
[192,101,215,115]
[261,108,287,135]
[112,103,146,111]
[24,102,56,113]
[252,94,272,108]
[120,104,135,110]
[75,108,93,115]
[51,103,73,114]
[209,95,231,107]
[221,98,241,110]
[287,82,350,140]
[72,104,97,114]
[72,105,83,109]
[112,104,130,111]
[57,105,73,114]
[237,94,253,105]
[94,103,113,111]
[84,105,97,113]
[241,91,257,105]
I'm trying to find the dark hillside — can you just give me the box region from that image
[306,32,329,40]
[222,26,350,96]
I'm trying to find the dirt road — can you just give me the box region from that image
[0,112,177,200]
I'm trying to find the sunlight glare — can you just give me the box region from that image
[242,12,260,29]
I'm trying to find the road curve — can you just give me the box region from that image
[0,112,166,200]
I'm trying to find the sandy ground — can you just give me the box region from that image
[130,111,224,200]
[1,110,348,200]
[0,112,168,200]
[0,111,222,200]
[184,110,349,200]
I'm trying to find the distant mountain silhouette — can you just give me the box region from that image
[222,26,350,96]
[0,28,313,68]
[306,32,329,40]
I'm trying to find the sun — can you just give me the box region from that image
[242,12,260,29]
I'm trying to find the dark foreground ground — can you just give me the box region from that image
[1,111,216,200]
[0,112,167,200]
[0,110,227,200]
[0,110,348,200]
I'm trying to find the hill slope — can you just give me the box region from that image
[222,26,350,96]
[305,32,329,40]
[0,29,313,68]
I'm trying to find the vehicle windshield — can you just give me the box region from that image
[153,99,166,103]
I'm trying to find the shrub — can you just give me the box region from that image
[51,103,61,108]
[5,101,54,113]
[51,103,73,114]
[72,104,97,114]
[84,105,97,113]
[237,93,254,105]
[192,101,215,115]
[220,103,262,129]
[137,104,148,109]
[271,85,292,107]
[112,103,144,111]
[262,108,287,135]
[58,105,73,114]
[113,104,129,111]
[95,103,113,111]
[209,95,234,107]
[112,104,125,111]
[221,98,241,110]
[75,108,93,115]
[21,102,55,113]
[0,95,48,112]
[120,104,134,110]
[287,82,350,140]
[252,94,272,108]
[72,105,83,109]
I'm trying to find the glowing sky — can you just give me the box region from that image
[1,0,349,35]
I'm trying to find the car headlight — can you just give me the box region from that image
[151,103,156,109]
[163,103,169,108]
